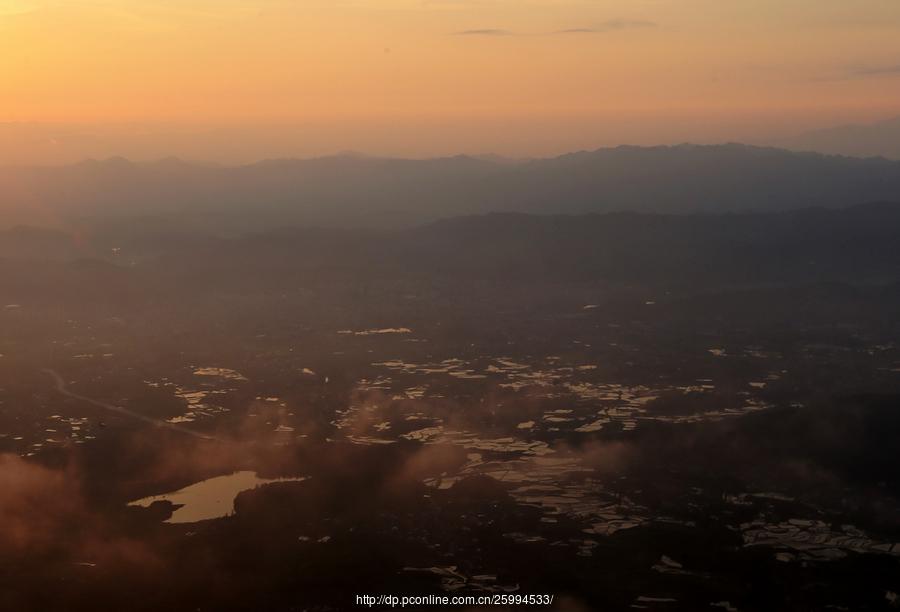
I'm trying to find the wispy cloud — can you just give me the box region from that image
[453,19,656,38]
[848,64,900,77]
[555,19,656,34]
[818,62,900,81]
[453,28,513,36]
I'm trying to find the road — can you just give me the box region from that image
[42,368,219,441]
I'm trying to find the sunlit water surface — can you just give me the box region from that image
[129,471,306,523]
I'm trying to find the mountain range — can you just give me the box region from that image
[781,116,900,160]
[2,144,900,229]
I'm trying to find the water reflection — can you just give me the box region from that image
[129,471,306,523]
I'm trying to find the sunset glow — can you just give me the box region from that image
[3,1,900,161]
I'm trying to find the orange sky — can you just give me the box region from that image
[2,0,900,161]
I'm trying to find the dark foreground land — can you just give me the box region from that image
[2,204,900,611]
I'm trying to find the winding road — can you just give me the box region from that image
[42,368,219,441]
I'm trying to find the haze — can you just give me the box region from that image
[5,3,900,611]
[3,0,900,163]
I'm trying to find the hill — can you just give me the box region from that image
[2,145,900,230]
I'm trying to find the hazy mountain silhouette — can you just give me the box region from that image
[2,144,900,229]
[5,202,900,294]
[782,116,900,160]
[399,202,900,283]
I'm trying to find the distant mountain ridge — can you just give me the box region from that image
[2,144,900,229]
[782,116,900,160]
[3,202,900,288]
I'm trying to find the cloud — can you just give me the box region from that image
[452,20,656,37]
[847,64,900,77]
[453,28,513,36]
[0,454,80,552]
[0,453,158,568]
[820,62,900,81]
[556,19,656,34]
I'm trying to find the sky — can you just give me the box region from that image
[2,0,900,163]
